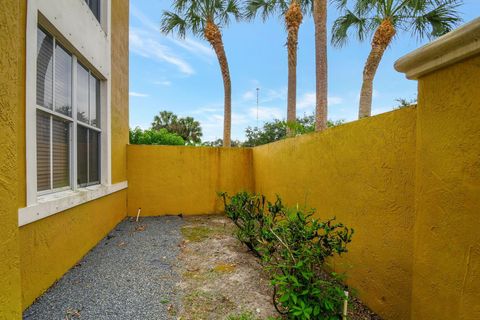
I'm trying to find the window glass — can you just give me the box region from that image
[86,0,101,22]
[52,118,70,189]
[36,28,53,109]
[77,64,89,123]
[37,111,51,191]
[54,44,72,116]
[77,126,88,187]
[89,130,100,183]
[89,74,100,127]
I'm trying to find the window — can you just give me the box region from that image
[85,0,101,22]
[77,63,101,187]
[36,27,102,194]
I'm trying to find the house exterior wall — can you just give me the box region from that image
[253,107,417,320]
[0,1,25,318]
[110,0,129,184]
[127,145,254,216]
[10,0,130,310]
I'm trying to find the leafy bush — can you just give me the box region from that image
[129,127,185,146]
[220,192,354,319]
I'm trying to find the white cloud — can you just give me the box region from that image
[329,96,344,105]
[248,106,283,121]
[129,91,149,97]
[242,90,256,101]
[154,80,172,86]
[131,5,214,63]
[297,92,316,110]
[130,29,195,75]
[298,92,345,110]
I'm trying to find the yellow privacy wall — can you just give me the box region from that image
[127,145,254,216]
[410,54,480,320]
[253,108,417,320]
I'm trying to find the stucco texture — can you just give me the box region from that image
[411,54,480,320]
[127,145,254,216]
[111,0,129,184]
[0,0,25,318]
[253,108,417,320]
[19,190,127,309]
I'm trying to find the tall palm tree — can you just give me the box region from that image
[332,0,462,118]
[161,0,242,147]
[245,0,311,134]
[313,0,327,130]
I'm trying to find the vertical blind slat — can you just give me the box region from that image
[36,112,51,191]
[36,28,53,109]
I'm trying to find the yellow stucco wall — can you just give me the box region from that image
[411,54,480,320]
[127,145,254,216]
[19,190,127,309]
[111,0,129,184]
[15,0,130,311]
[253,108,417,320]
[0,1,25,318]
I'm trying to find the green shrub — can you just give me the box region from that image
[221,192,354,320]
[129,127,185,145]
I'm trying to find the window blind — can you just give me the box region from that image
[77,125,88,187]
[89,74,100,127]
[36,28,53,109]
[36,111,51,191]
[52,118,70,189]
[89,130,100,183]
[54,44,72,116]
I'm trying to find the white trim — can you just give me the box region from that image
[395,17,480,80]
[18,181,128,227]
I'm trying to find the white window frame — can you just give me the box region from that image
[20,0,126,227]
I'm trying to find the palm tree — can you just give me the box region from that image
[161,0,242,147]
[313,0,327,130]
[177,117,203,144]
[151,111,178,131]
[245,0,311,134]
[332,0,462,118]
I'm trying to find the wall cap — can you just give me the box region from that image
[395,17,480,79]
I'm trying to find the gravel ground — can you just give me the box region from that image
[23,216,183,320]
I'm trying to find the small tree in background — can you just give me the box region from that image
[151,110,203,144]
[129,127,185,146]
[244,114,345,147]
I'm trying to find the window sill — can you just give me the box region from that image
[18,181,127,227]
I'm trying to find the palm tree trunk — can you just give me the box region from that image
[205,21,232,147]
[359,19,396,118]
[313,0,327,131]
[285,1,303,136]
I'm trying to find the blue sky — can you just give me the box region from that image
[129,1,479,141]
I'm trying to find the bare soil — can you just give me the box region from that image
[175,215,381,320]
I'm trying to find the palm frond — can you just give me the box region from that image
[331,10,374,47]
[160,11,188,38]
[408,0,462,39]
[245,0,279,21]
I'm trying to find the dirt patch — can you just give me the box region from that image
[176,215,277,319]
[175,215,381,320]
